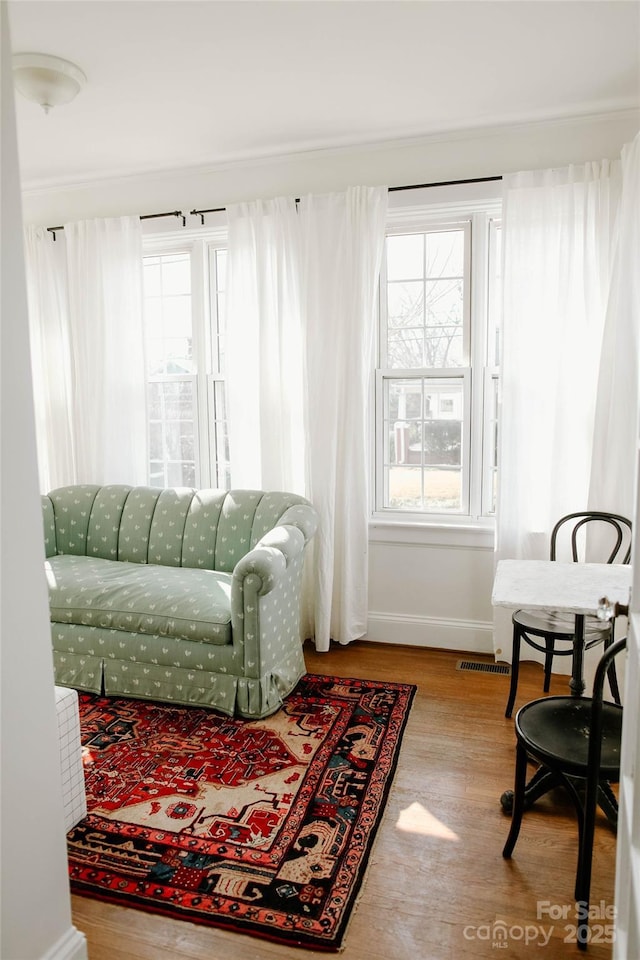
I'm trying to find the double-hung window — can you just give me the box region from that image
[141,195,501,512]
[375,195,501,525]
[142,234,229,489]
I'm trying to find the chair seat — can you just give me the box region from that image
[516,695,623,779]
[513,607,610,643]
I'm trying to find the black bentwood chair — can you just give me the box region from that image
[505,511,632,719]
[502,637,626,951]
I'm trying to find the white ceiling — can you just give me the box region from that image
[9,0,640,191]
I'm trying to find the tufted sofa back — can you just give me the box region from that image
[42,484,316,573]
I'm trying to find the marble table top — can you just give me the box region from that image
[492,559,632,615]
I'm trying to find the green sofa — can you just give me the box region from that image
[42,484,318,718]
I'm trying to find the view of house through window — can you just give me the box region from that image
[142,242,228,489]
[376,208,501,520]
[143,252,196,486]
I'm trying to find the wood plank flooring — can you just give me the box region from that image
[71,642,618,959]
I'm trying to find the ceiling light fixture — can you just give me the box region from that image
[12,53,86,114]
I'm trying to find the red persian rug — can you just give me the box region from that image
[68,673,416,951]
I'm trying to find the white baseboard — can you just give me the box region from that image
[41,927,87,960]
[366,611,494,654]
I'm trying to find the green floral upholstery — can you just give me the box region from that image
[42,485,318,718]
[47,555,232,644]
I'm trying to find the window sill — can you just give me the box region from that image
[369,516,495,549]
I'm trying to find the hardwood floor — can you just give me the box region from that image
[71,642,618,959]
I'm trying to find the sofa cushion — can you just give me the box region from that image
[86,485,133,560]
[46,555,232,645]
[117,487,163,563]
[48,485,101,556]
[147,488,194,567]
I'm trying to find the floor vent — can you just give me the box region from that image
[456,659,510,675]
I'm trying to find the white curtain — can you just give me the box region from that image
[24,216,147,490]
[225,197,305,493]
[25,227,76,490]
[225,186,388,650]
[64,217,147,485]
[299,188,387,649]
[589,132,640,520]
[494,160,621,665]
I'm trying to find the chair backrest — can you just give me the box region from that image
[550,511,632,565]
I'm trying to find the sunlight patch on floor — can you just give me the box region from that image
[396,801,460,840]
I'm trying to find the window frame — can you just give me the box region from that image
[372,194,502,535]
[142,225,228,489]
[206,245,230,489]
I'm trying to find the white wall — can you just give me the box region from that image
[1,6,87,959]
[368,529,495,652]
[21,109,640,655]
[22,110,638,226]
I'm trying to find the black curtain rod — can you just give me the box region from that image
[46,210,186,240]
[46,176,503,236]
[189,175,503,220]
[388,175,502,193]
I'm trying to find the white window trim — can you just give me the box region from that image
[191,240,213,487]
[371,192,502,543]
[481,368,500,518]
[369,517,495,549]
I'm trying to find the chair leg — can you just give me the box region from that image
[597,780,618,828]
[575,744,604,951]
[607,660,621,705]
[575,813,595,952]
[505,625,522,719]
[502,741,528,858]
[554,776,587,902]
[543,637,554,692]
[604,633,621,705]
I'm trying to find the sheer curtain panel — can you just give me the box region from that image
[225,197,305,493]
[589,132,640,521]
[494,161,620,666]
[64,217,147,485]
[300,187,388,650]
[24,226,76,490]
[225,186,387,651]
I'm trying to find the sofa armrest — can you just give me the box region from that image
[233,494,318,596]
[231,522,311,681]
[276,503,318,545]
[232,524,306,598]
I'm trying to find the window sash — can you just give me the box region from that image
[207,372,230,489]
[487,218,502,367]
[374,210,500,523]
[376,368,471,516]
[143,237,228,490]
[380,220,472,370]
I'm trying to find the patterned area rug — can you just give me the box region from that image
[68,673,416,951]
